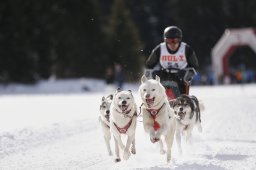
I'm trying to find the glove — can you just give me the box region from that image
[184,70,195,82]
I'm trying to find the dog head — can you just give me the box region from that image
[100,94,113,121]
[170,94,195,120]
[113,89,135,114]
[139,75,166,107]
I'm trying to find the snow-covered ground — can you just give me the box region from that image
[0,79,256,170]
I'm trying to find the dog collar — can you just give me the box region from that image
[115,109,133,118]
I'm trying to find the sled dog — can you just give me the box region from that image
[110,89,137,162]
[99,94,113,156]
[139,75,176,162]
[169,94,204,154]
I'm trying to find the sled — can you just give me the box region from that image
[162,80,180,100]
[161,68,197,100]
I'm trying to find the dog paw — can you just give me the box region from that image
[131,146,136,154]
[114,158,121,162]
[108,151,113,156]
[167,154,172,163]
[150,137,160,143]
[123,150,131,160]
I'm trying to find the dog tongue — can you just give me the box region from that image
[146,98,154,106]
[121,105,128,112]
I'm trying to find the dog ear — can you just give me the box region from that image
[141,75,148,83]
[116,88,122,93]
[128,90,134,98]
[169,99,176,108]
[102,96,105,101]
[107,94,113,100]
[155,75,160,82]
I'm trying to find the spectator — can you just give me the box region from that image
[114,63,125,89]
[105,66,115,92]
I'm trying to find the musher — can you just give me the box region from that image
[145,26,199,99]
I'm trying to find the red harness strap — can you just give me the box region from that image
[185,81,189,95]
[166,88,176,100]
[114,117,133,134]
[146,103,166,131]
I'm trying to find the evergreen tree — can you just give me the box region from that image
[0,0,39,83]
[49,0,106,78]
[1,0,256,83]
[107,0,144,81]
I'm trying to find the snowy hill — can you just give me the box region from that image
[0,79,256,170]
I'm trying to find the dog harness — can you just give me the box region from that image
[113,108,137,134]
[146,103,166,131]
[114,114,135,134]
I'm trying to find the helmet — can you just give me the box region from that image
[163,26,182,39]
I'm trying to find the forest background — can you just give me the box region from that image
[0,0,255,83]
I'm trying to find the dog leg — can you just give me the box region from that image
[185,128,193,144]
[131,138,136,154]
[176,129,182,155]
[149,126,159,143]
[159,138,166,154]
[165,136,174,162]
[104,133,112,156]
[123,135,134,160]
[114,137,121,162]
[100,120,113,156]
[113,133,125,150]
[165,125,176,162]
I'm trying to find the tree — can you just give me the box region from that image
[107,0,144,81]
[48,0,106,78]
[0,0,51,83]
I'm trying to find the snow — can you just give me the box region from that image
[0,79,256,170]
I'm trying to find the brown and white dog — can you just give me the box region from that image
[169,94,204,154]
[99,94,113,156]
[139,75,176,163]
[110,89,137,162]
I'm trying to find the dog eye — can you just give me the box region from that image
[118,97,121,99]
[143,89,146,92]
[152,89,155,91]
[127,97,130,100]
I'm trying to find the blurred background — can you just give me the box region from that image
[0,0,256,86]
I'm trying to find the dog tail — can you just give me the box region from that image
[199,100,205,112]
[197,122,203,132]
